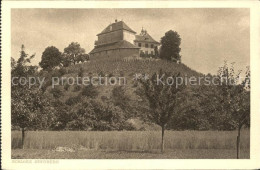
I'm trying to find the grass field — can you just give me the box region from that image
[11,130,250,159]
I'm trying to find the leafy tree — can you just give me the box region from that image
[39,46,62,70]
[12,45,55,148]
[12,45,37,77]
[66,99,125,131]
[137,70,185,153]
[217,62,250,159]
[63,42,86,65]
[76,54,89,63]
[61,53,71,67]
[160,30,181,62]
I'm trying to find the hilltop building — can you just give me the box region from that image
[134,28,160,56]
[89,20,160,59]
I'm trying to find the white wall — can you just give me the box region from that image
[134,42,158,55]
[123,30,135,44]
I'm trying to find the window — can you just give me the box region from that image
[151,44,154,48]
[151,51,154,55]
[145,44,148,48]
[145,51,148,55]
[138,43,142,47]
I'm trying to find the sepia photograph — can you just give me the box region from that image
[9,8,251,160]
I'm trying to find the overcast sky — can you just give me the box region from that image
[11,8,249,74]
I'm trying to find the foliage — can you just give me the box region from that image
[39,46,62,70]
[215,62,250,130]
[81,84,99,98]
[111,86,133,118]
[50,87,64,99]
[137,69,185,152]
[138,69,185,127]
[65,95,82,106]
[63,42,86,65]
[66,99,126,131]
[160,30,181,62]
[11,45,56,148]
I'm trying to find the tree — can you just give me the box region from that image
[160,30,181,62]
[217,62,250,159]
[137,70,185,153]
[76,54,89,63]
[12,45,37,77]
[39,46,62,70]
[63,42,86,65]
[66,99,126,131]
[12,45,55,149]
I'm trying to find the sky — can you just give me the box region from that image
[11,8,250,74]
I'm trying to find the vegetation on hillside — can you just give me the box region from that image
[11,29,250,158]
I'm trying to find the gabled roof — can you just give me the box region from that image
[135,31,160,44]
[97,21,136,36]
[89,40,140,54]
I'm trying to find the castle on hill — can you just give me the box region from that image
[89,19,160,59]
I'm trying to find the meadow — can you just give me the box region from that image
[11,130,250,159]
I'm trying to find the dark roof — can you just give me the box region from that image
[135,33,160,44]
[89,40,140,54]
[97,21,136,36]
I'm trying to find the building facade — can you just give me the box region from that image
[89,20,160,59]
[134,28,160,56]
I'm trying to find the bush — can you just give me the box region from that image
[59,67,67,76]
[64,83,70,91]
[78,67,84,77]
[73,85,81,92]
[81,85,98,98]
[65,95,82,106]
[50,87,63,98]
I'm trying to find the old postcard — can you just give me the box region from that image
[1,0,260,169]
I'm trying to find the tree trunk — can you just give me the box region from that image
[161,125,165,153]
[236,125,242,159]
[22,128,25,149]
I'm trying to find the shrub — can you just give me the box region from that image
[64,83,70,91]
[59,67,67,76]
[78,67,84,77]
[81,85,98,98]
[65,95,82,106]
[50,87,63,99]
[73,85,81,92]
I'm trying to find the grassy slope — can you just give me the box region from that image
[45,57,204,130]
[52,57,203,104]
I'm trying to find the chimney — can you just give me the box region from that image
[115,19,117,23]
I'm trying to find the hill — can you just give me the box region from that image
[40,57,204,131]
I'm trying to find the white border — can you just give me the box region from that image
[2,1,260,169]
